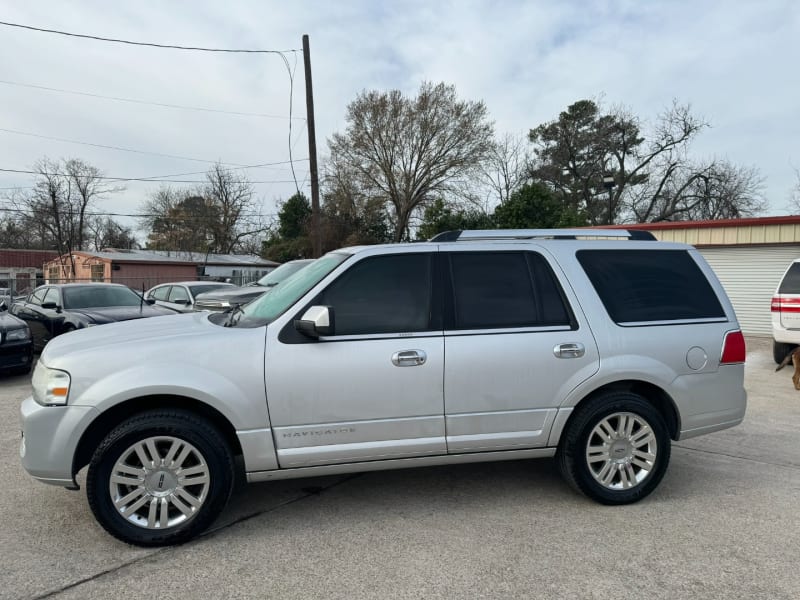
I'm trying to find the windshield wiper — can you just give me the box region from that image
[223,303,244,327]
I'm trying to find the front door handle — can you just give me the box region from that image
[392,350,427,367]
[554,343,585,359]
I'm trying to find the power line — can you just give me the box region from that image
[0,20,300,54]
[0,205,278,220]
[0,127,298,167]
[0,79,306,120]
[0,163,308,184]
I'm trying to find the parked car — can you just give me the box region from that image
[0,302,33,375]
[145,281,235,313]
[10,283,176,352]
[193,259,314,311]
[20,229,746,546]
[771,258,800,362]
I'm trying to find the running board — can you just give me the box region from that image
[246,447,556,483]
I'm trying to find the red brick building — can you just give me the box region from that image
[0,249,60,294]
[43,249,278,290]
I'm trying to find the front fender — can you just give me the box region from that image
[70,362,269,430]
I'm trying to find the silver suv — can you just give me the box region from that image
[20,229,747,546]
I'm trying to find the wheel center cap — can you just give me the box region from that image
[145,470,177,497]
[610,440,631,462]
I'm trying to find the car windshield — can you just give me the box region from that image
[254,261,313,288]
[234,253,349,326]
[188,283,233,297]
[62,286,145,309]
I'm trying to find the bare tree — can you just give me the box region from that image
[8,158,122,274]
[479,132,531,209]
[141,163,265,254]
[633,160,766,222]
[530,99,710,224]
[88,216,139,250]
[328,82,495,241]
[203,163,264,254]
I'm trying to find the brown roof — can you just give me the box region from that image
[0,249,60,268]
[601,215,800,231]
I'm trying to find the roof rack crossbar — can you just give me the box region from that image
[429,229,656,242]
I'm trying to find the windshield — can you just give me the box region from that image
[62,286,145,309]
[255,260,314,287]
[235,253,349,326]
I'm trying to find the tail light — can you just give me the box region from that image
[771,296,800,312]
[721,330,746,364]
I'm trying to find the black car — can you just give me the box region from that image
[10,283,177,352]
[193,259,314,311]
[0,303,34,374]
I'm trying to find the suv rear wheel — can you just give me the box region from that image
[86,409,234,546]
[557,391,670,505]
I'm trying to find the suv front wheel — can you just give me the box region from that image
[557,391,671,505]
[86,409,235,546]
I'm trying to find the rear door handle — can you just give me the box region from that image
[554,343,585,358]
[392,350,427,367]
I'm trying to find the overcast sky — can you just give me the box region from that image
[1,0,798,239]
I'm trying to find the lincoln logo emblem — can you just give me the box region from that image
[158,473,165,489]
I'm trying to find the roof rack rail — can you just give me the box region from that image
[428,229,656,242]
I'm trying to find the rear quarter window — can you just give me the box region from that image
[577,249,725,324]
[778,263,800,294]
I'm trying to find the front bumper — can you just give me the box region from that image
[0,339,33,371]
[19,395,98,488]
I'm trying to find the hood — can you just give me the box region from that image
[0,310,27,330]
[41,311,263,365]
[194,286,268,303]
[68,304,176,324]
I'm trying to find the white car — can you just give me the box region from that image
[771,259,800,362]
[145,281,235,313]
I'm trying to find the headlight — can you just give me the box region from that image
[5,327,30,341]
[31,363,71,406]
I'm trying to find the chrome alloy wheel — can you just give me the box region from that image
[108,436,211,530]
[585,412,658,490]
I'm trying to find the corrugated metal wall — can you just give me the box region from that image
[698,246,800,336]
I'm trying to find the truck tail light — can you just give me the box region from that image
[721,330,746,364]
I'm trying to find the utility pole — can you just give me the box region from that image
[302,34,321,258]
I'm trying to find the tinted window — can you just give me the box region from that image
[168,286,189,302]
[577,249,725,323]
[43,288,60,306]
[150,286,170,301]
[448,252,571,329]
[29,288,47,306]
[779,263,800,294]
[317,254,432,335]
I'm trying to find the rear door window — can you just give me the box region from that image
[577,249,725,324]
[447,251,573,330]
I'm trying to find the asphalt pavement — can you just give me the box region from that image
[0,336,798,599]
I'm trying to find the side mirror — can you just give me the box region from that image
[294,305,334,338]
[41,301,59,310]
[0,301,6,312]
[145,298,156,305]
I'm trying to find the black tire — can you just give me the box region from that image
[773,340,796,365]
[86,409,234,546]
[556,391,670,505]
